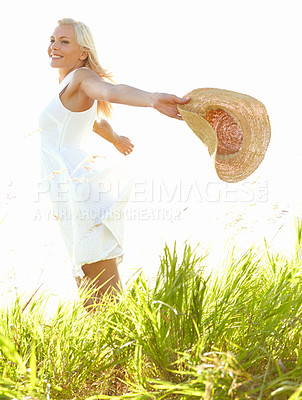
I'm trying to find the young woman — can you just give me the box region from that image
[40,17,190,306]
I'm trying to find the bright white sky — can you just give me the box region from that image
[0,0,301,301]
[2,0,301,176]
[1,0,301,164]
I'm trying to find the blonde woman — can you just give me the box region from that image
[40,17,190,306]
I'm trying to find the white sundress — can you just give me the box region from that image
[38,68,133,278]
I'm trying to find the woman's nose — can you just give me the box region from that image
[50,40,59,50]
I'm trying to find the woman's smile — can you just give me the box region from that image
[47,24,84,74]
[50,54,63,59]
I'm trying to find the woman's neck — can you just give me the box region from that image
[58,63,85,83]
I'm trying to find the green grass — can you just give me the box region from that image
[1,220,302,399]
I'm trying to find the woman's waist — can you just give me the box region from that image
[40,144,90,170]
[40,137,84,150]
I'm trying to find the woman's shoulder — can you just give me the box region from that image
[72,67,99,83]
[68,68,100,94]
[69,68,102,94]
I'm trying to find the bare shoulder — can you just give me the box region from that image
[69,67,111,101]
[72,67,100,85]
[65,68,102,100]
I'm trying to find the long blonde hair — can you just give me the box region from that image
[57,18,113,118]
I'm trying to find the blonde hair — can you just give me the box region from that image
[57,18,113,118]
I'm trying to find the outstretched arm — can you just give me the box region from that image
[77,69,190,120]
[93,119,134,156]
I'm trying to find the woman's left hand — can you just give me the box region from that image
[114,136,134,156]
[152,94,191,120]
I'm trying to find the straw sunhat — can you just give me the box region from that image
[177,88,271,182]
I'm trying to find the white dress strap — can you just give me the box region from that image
[58,69,79,93]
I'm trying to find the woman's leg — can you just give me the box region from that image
[76,258,121,307]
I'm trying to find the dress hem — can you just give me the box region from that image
[72,252,124,278]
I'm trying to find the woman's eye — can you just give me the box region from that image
[49,39,69,44]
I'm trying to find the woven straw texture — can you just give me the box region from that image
[178,88,271,183]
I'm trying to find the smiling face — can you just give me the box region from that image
[48,24,87,77]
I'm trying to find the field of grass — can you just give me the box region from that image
[1,221,302,399]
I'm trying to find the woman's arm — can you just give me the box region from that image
[93,119,134,156]
[76,69,190,120]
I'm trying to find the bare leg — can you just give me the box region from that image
[76,258,121,308]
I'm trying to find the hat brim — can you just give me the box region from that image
[178,88,271,183]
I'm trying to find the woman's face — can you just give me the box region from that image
[48,24,86,71]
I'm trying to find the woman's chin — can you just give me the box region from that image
[49,59,64,68]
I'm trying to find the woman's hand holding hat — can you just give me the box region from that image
[152,93,191,120]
